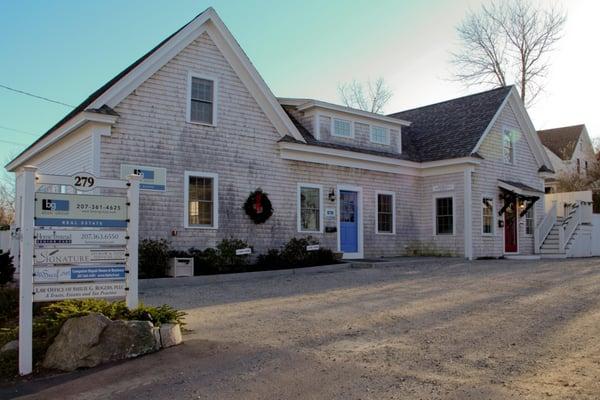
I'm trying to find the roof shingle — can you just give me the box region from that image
[537,124,584,161]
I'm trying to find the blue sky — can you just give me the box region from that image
[0,0,598,166]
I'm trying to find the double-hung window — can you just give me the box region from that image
[185,172,218,228]
[332,118,352,138]
[188,74,215,125]
[370,126,389,145]
[435,197,454,235]
[482,197,494,234]
[525,206,534,235]
[503,129,514,164]
[376,192,395,234]
[298,184,322,232]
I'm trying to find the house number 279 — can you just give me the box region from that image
[72,173,96,191]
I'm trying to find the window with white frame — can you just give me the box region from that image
[503,129,515,164]
[370,126,389,145]
[435,196,454,235]
[189,75,215,125]
[482,197,494,234]
[185,172,218,228]
[298,185,322,232]
[332,118,352,138]
[525,205,534,235]
[376,192,395,233]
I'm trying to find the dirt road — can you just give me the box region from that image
[5,257,600,399]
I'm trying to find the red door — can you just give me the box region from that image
[504,199,518,253]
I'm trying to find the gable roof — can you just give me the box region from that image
[387,86,512,162]
[537,124,585,161]
[7,7,304,171]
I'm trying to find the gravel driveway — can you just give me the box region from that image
[5,257,600,399]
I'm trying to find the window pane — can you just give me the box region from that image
[333,119,352,137]
[525,206,534,235]
[436,197,453,235]
[371,126,389,144]
[191,78,213,102]
[377,194,393,233]
[300,187,320,231]
[191,100,213,124]
[188,176,213,226]
[503,130,514,164]
[482,198,493,234]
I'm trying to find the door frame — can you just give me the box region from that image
[336,184,364,259]
[503,197,519,254]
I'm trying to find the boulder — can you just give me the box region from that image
[0,340,18,353]
[43,313,160,372]
[159,323,182,348]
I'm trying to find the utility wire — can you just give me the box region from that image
[0,125,38,137]
[0,83,75,108]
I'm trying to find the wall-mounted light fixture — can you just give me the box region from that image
[328,189,336,202]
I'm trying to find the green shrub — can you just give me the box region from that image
[216,238,251,267]
[0,287,18,325]
[256,249,285,269]
[257,237,337,269]
[404,241,454,257]
[0,250,15,285]
[139,238,170,278]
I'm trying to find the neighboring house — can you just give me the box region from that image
[6,8,555,260]
[537,124,597,192]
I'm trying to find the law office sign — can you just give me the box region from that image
[120,164,166,191]
[33,265,126,283]
[33,281,127,302]
[34,193,127,227]
[34,248,126,265]
[35,229,127,247]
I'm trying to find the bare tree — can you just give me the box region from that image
[451,0,566,106]
[338,78,393,114]
[0,155,16,226]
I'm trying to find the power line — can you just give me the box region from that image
[0,83,75,108]
[0,125,38,137]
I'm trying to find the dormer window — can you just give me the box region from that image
[187,72,217,125]
[332,118,353,138]
[370,126,389,145]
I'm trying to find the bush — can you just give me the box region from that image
[216,238,251,267]
[0,250,15,285]
[0,287,18,325]
[404,241,454,257]
[257,237,337,269]
[139,239,170,278]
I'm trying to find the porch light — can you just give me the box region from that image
[328,189,336,202]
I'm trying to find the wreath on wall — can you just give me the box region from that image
[243,188,273,224]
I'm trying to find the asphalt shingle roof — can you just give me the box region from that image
[388,86,513,162]
[537,124,584,161]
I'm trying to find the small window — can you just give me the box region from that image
[435,197,454,235]
[189,76,215,125]
[482,197,494,234]
[525,206,534,235]
[298,185,322,232]
[503,129,514,164]
[577,159,581,174]
[332,118,352,138]
[370,126,389,145]
[185,172,218,228]
[585,161,589,175]
[376,193,395,234]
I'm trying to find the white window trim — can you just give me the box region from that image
[183,171,219,229]
[481,195,495,236]
[331,117,354,139]
[375,191,396,234]
[297,183,324,233]
[370,125,390,145]
[433,192,456,236]
[524,202,534,236]
[186,71,218,127]
[503,127,515,165]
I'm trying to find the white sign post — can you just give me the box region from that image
[18,167,140,375]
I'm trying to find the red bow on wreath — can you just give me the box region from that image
[243,189,273,224]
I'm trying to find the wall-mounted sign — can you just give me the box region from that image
[120,164,166,191]
[306,244,320,251]
[35,229,127,247]
[432,184,455,193]
[33,266,126,283]
[325,208,336,218]
[71,172,97,192]
[235,247,252,255]
[34,248,126,265]
[33,281,126,302]
[34,193,127,227]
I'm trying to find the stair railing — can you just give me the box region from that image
[561,201,582,252]
[535,201,557,253]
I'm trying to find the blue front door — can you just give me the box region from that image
[340,190,358,253]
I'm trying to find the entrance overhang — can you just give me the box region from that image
[498,180,544,217]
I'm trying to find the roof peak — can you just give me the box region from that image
[537,124,585,133]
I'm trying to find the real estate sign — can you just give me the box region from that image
[33,248,126,265]
[32,281,127,302]
[33,265,126,283]
[34,193,127,227]
[35,229,127,247]
[120,164,166,191]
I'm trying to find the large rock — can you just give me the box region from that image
[159,323,182,348]
[43,313,160,372]
[0,340,18,353]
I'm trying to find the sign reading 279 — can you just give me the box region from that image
[72,172,96,191]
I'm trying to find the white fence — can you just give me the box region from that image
[593,215,600,257]
[545,191,593,217]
